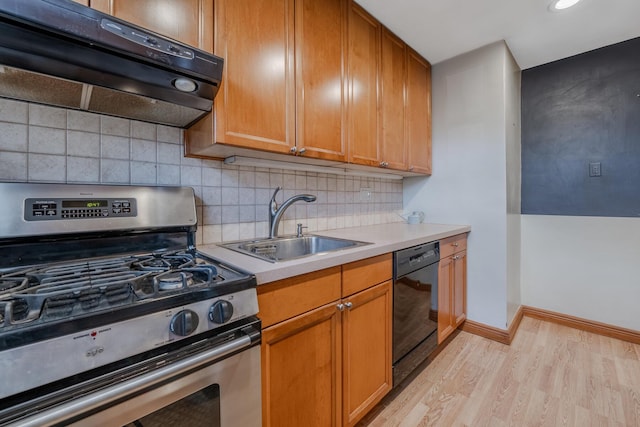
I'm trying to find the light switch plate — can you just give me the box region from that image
[589,162,601,177]
[360,188,373,201]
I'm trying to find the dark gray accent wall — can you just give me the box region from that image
[521,37,640,217]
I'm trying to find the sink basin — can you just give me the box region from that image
[220,235,371,262]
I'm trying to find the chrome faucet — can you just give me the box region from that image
[268,187,317,238]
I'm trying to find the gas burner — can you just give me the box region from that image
[133,252,195,271]
[155,271,194,291]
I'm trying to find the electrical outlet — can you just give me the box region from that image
[589,162,601,177]
[360,188,373,201]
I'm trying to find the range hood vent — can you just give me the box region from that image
[0,0,223,128]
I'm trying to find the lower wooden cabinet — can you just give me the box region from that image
[258,255,392,427]
[262,301,342,427]
[437,234,468,343]
[342,280,392,426]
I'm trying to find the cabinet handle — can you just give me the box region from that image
[345,302,353,309]
[290,146,297,154]
[453,242,459,247]
[452,255,459,261]
[379,161,389,168]
[298,147,306,155]
[337,303,345,311]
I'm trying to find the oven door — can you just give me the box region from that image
[4,322,261,427]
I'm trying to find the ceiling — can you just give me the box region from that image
[356,0,640,69]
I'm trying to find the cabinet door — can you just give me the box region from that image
[437,255,455,343]
[347,2,380,167]
[89,0,213,51]
[406,48,432,174]
[380,29,406,171]
[453,250,467,327]
[212,0,296,154]
[342,280,392,427]
[295,0,347,161]
[262,302,342,427]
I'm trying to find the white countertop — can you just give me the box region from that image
[198,222,471,285]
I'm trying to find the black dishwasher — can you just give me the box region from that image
[393,241,440,386]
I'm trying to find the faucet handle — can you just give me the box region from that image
[296,223,308,238]
[270,187,281,211]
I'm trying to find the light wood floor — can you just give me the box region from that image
[358,316,640,426]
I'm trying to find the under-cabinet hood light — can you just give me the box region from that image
[223,156,404,180]
[549,0,582,11]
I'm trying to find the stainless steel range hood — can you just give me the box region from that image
[0,0,223,128]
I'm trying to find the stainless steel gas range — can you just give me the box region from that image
[0,183,261,427]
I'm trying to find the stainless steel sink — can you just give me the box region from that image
[220,235,371,262]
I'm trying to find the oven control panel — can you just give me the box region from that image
[24,198,137,221]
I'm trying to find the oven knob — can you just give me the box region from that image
[209,300,234,324]
[170,309,200,336]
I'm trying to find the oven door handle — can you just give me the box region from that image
[9,334,254,427]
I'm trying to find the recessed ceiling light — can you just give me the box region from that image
[550,0,582,11]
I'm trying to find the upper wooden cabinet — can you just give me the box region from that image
[347,5,431,174]
[187,0,347,161]
[295,0,348,161]
[380,29,407,170]
[106,0,433,175]
[89,0,213,52]
[209,0,295,154]
[406,48,432,174]
[347,3,380,167]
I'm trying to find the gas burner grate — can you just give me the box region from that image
[153,265,218,293]
[0,277,28,297]
[133,252,196,271]
[0,252,232,330]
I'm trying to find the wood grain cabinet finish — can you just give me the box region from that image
[406,48,432,174]
[295,0,348,161]
[259,255,392,427]
[200,0,296,154]
[341,280,392,427]
[379,29,407,170]
[438,234,468,343]
[347,3,431,174]
[262,301,342,427]
[186,0,347,161]
[89,0,213,51]
[347,3,381,168]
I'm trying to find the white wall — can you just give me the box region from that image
[505,47,522,327]
[521,215,640,331]
[405,41,521,329]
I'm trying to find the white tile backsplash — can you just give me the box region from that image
[100,116,130,137]
[67,156,100,183]
[68,110,100,133]
[29,104,66,129]
[28,153,66,182]
[68,131,100,157]
[0,151,27,181]
[0,123,28,152]
[0,100,404,244]
[101,135,130,160]
[101,158,130,183]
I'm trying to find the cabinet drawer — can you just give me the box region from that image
[440,234,467,258]
[342,253,392,297]
[257,267,341,328]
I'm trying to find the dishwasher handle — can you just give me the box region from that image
[394,242,439,278]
